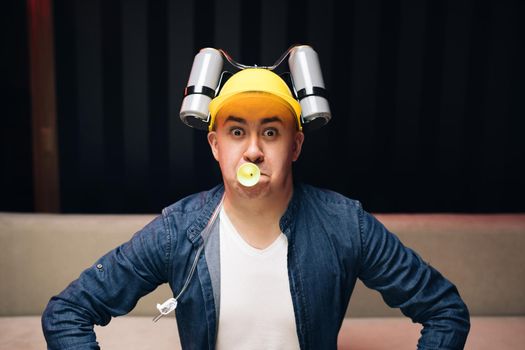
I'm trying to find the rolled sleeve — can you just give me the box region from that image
[42,214,172,349]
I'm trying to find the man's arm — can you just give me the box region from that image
[41,215,172,350]
[356,204,470,350]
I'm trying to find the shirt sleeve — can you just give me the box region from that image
[356,203,470,350]
[41,214,173,350]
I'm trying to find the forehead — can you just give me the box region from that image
[215,94,296,127]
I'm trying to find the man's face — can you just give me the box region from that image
[207,94,304,198]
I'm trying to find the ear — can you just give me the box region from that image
[207,131,220,161]
[292,131,304,162]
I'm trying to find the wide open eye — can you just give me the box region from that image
[230,127,245,137]
[263,128,278,138]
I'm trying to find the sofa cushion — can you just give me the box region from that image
[1,212,524,317]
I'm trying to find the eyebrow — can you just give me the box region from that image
[224,116,247,125]
[261,116,284,125]
[223,116,284,125]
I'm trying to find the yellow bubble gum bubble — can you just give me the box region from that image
[236,163,261,187]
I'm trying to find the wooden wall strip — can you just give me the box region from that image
[27,0,60,212]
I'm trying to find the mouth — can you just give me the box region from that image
[236,163,262,187]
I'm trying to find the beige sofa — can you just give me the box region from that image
[1,212,524,349]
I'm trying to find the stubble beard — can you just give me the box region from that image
[232,178,271,199]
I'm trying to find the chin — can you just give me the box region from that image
[234,180,271,199]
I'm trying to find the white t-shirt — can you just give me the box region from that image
[216,208,300,350]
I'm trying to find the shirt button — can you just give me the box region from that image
[96,263,103,269]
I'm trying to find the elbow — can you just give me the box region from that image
[423,299,471,349]
[438,297,471,339]
[443,305,471,350]
[41,297,60,346]
[442,300,470,348]
[41,296,100,349]
[447,292,470,336]
[458,299,471,337]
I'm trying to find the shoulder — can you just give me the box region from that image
[142,185,224,263]
[293,182,365,235]
[296,182,362,212]
[161,184,224,218]
[292,183,365,267]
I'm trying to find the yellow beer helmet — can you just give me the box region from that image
[180,46,330,131]
[207,68,302,131]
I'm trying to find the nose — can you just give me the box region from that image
[243,134,264,164]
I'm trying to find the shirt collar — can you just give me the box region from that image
[187,182,302,245]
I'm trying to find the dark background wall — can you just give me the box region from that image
[2,1,33,212]
[2,0,524,214]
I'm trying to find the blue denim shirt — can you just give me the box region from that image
[42,183,470,349]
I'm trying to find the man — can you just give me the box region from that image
[42,67,470,349]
